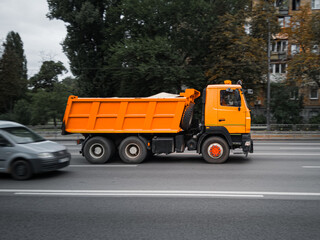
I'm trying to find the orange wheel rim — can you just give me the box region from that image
[208,144,223,158]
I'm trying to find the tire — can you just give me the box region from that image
[11,160,33,180]
[201,137,229,164]
[180,103,194,131]
[83,137,115,164]
[119,137,148,164]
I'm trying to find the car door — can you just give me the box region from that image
[0,134,13,170]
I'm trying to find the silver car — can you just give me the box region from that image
[0,121,71,180]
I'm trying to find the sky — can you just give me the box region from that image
[0,0,70,78]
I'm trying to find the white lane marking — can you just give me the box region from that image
[280,147,320,150]
[254,143,320,145]
[14,192,264,198]
[1,190,320,198]
[252,153,320,156]
[302,166,320,169]
[69,165,137,168]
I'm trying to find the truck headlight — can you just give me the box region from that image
[38,152,54,158]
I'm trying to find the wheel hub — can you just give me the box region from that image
[89,144,104,158]
[208,143,223,158]
[125,144,140,159]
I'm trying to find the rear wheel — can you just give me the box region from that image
[11,160,33,180]
[119,137,147,164]
[201,137,229,163]
[83,137,115,164]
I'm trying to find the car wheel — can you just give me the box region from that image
[201,137,229,163]
[11,160,33,180]
[83,137,115,164]
[119,137,147,164]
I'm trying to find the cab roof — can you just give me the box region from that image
[207,84,242,89]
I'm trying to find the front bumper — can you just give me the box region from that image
[32,152,71,174]
[242,134,253,153]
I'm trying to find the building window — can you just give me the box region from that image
[290,89,299,100]
[272,40,288,53]
[309,111,319,118]
[311,45,319,54]
[312,0,320,9]
[278,16,291,28]
[310,88,319,99]
[291,44,300,55]
[292,0,300,10]
[270,63,287,74]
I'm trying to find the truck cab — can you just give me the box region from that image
[195,80,253,163]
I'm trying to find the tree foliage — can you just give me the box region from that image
[0,31,28,113]
[2,60,74,126]
[205,0,280,96]
[270,82,303,124]
[283,5,320,87]
[47,0,253,97]
[29,60,67,91]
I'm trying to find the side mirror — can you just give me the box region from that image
[236,90,241,110]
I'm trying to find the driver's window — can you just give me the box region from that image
[0,135,10,147]
[220,90,239,107]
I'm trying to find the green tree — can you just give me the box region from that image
[0,31,28,113]
[47,0,251,97]
[30,83,70,126]
[206,0,280,95]
[29,60,67,91]
[27,61,70,126]
[205,10,267,93]
[283,5,320,87]
[270,82,303,124]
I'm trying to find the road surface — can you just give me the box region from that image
[1,140,320,239]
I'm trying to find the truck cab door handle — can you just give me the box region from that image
[219,119,225,122]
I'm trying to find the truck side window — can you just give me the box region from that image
[220,90,239,107]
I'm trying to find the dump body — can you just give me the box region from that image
[62,89,200,134]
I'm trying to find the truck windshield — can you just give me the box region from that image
[3,127,45,144]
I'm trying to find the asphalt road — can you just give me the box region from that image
[1,140,320,240]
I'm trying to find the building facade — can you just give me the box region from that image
[253,0,320,122]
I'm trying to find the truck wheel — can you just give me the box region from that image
[83,137,115,164]
[180,103,194,131]
[201,137,229,164]
[119,137,147,164]
[11,160,33,180]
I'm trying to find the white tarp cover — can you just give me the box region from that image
[147,92,180,98]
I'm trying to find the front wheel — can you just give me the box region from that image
[11,160,33,180]
[201,137,229,164]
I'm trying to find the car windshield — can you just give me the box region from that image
[3,127,45,144]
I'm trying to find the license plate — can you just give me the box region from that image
[59,157,69,163]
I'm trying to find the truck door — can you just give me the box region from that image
[217,88,246,134]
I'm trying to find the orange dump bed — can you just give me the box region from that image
[62,89,200,134]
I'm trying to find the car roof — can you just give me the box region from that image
[0,120,24,129]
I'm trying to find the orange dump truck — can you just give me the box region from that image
[62,81,253,164]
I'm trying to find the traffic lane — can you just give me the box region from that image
[1,196,320,240]
[0,153,319,195]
